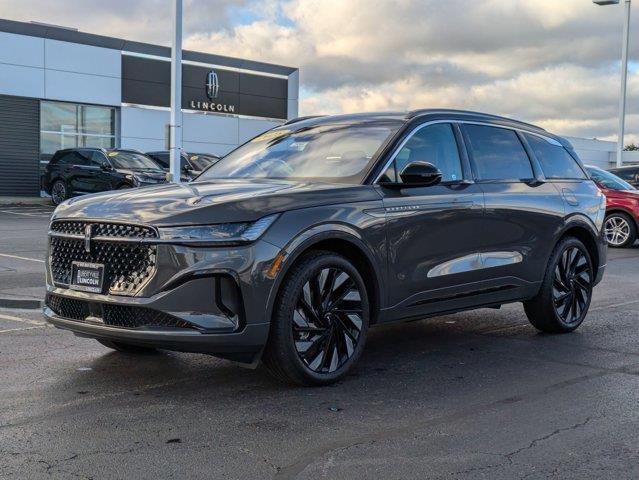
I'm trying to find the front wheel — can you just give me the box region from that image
[603,212,636,248]
[263,251,370,386]
[524,237,594,333]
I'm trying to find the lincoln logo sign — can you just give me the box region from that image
[206,70,219,99]
[189,69,236,114]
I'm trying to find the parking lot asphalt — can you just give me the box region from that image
[1,206,638,479]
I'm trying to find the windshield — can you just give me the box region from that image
[196,123,399,183]
[586,167,636,191]
[108,151,163,171]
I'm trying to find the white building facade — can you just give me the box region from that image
[0,19,299,196]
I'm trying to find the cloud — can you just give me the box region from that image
[0,0,636,143]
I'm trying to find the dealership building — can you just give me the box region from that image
[0,18,299,196]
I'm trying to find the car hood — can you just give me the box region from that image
[53,179,381,226]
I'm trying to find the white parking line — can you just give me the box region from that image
[0,210,52,217]
[0,253,45,263]
[590,298,639,312]
[0,325,46,334]
[0,312,46,326]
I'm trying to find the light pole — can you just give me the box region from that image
[593,0,632,167]
[169,0,183,183]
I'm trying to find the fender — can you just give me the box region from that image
[262,223,387,330]
[557,212,600,240]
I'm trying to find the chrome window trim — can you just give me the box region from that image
[372,119,562,184]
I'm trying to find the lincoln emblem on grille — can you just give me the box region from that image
[84,224,92,253]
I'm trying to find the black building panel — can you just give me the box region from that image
[239,94,288,120]
[0,95,40,196]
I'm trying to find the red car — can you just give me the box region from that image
[586,166,639,248]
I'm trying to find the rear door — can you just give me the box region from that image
[69,150,102,193]
[461,124,565,295]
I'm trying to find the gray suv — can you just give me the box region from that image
[44,110,607,386]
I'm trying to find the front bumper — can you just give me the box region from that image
[44,307,269,363]
[44,236,282,363]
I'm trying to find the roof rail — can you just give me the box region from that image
[407,109,546,132]
[283,115,325,125]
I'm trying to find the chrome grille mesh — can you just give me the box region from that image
[49,220,158,296]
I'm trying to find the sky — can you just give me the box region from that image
[0,0,637,144]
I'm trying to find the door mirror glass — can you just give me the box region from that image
[100,161,113,171]
[398,161,442,187]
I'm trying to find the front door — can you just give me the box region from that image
[375,122,485,321]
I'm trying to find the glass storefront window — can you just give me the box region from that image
[40,101,117,162]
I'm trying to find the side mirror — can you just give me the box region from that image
[100,162,113,171]
[398,161,442,187]
[182,163,193,172]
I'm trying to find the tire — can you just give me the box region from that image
[97,339,157,354]
[50,179,68,205]
[262,251,370,386]
[524,237,594,333]
[603,212,637,248]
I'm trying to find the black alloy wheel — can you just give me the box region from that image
[524,237,593,333]
[551,246,592,325]
[51,180,68,205]
[263,251,370,386]
[292,266,364,373]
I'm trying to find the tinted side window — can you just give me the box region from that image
[465,125,533,181]
[50,152,70,166]
[90,151,108,164]
[381,123,463,183]
[67,150,96,167]
[611,168,638,181]
[524,134,585,179]
[149,153,169,168]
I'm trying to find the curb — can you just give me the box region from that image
[0,298,43,310]
[0,196,52,207]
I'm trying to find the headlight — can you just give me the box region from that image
[158,214,279,244]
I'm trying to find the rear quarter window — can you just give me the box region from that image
[524,133,586,180]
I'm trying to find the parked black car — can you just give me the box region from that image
[43,148,167,205]
[146,150,220,180]
[609,165,639,188]
[44,110,607,386]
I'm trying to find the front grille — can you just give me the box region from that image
[46,294,197,330]
[51,221,158,239]
[49,221,157,296]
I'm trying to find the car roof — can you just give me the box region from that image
[283,109,559,142]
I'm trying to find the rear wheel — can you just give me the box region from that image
[263,251,370,386]
[97,339,157,354]
[524,237,593,333]
[603,212,636,248]
[51,180,68,205]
